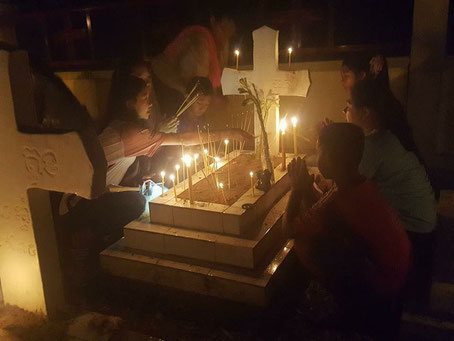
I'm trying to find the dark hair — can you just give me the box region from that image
[186,77,213,96]
[113,76,147,121]
[351,79,418,154]
[342,53,390,90]
[318,123,365,169]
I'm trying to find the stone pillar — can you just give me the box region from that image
[407,0,450,167]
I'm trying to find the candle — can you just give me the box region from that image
[280,119,287,170]
[234,49,240,70]
[224,139,229,159]
[291,116,298,155]
[181,158,186,190]
[175,164,180,184]
[160,171,166,195]
[214,157,220,187]
[250,171,255,196]
[194,153,199,173]
[227,149,231,189]
[170,174,177,202]
[184,156,194,204]
[219,182,227,205]
[288,47,293,68]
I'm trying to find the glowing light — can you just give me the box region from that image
[234,49,240,56]
[288,47,293,54]
[204,149,208,154]
[175,164,180,171]
[183,154,192,167]
[214,156,220,163]
[280,119,288,133]
[291,116,298,127]
[224,139,229,145]
[194,153,199,160]
[170,174,175,181]
[160,171,166,177]
[219,182,224,189]
[250,171,253,177]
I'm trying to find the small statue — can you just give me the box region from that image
[256,169,272,192]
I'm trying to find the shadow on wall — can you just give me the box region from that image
[57,57,410,149]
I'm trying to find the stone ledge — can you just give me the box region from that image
[100,239,294,306]
[124,193,289,268]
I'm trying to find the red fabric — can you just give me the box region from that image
[163,25,222,88]
[294,180,411,296]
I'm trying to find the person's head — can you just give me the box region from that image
[317,123,365,181]
[115,76,151,121]
[186,77,213,117]
[346,79,389,133]
[341,54,389,93]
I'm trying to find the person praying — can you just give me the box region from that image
[62,75,252,248]
[283,123,411,338]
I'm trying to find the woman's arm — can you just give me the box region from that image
[161,128,253,146]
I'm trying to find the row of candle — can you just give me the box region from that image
[280,116,299,170]
[233,47,294,70]
[160,162,258,204]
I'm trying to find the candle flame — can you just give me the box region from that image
[214,157,220,162]
[194,153,199,160]
[219,182,224,189]
[204,149,208,154]
[291,116,298,127]
[175,164,180,170]
[234,49,240,56]
[183,154,192,166]
[160,171,166,177]
[280,119,288,133]
[288,47,293,54]
[170,174,175,181]
[250,171,253,177]
[224,139,229,145]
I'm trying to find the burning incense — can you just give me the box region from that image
[170,174,177,202]
[175,164,180,184]
[219,182,227,205]
[184,155,194,204]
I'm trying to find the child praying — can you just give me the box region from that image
[283,123,411,338]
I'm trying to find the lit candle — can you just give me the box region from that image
[160,171,166,195]
[194,153,199,173]
[291,116,298,155]
[280,119,287,170]
[175,164,180,184]
[224,139,229,159]
[184,155,194,204]
[219,182,227,205]
[170,174,177,202]
[288,47,293,68]
[227,149,231,189]
[180,158,186,190]
[234,49,240,70]
[250,171,255,196]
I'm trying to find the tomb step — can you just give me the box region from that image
[124,193,289,269]
[100,239,294,307]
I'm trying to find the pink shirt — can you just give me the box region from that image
[98,120,164,185]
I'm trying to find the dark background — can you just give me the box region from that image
[4,0,452,70]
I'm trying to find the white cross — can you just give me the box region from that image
[221,26,310,155]
[0,50,104,316]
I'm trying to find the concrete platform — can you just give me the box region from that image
[149,151,293,236]
[124,193,289,269]
[100,239,294,306]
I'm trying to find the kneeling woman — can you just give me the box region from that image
[63,76,252,245]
